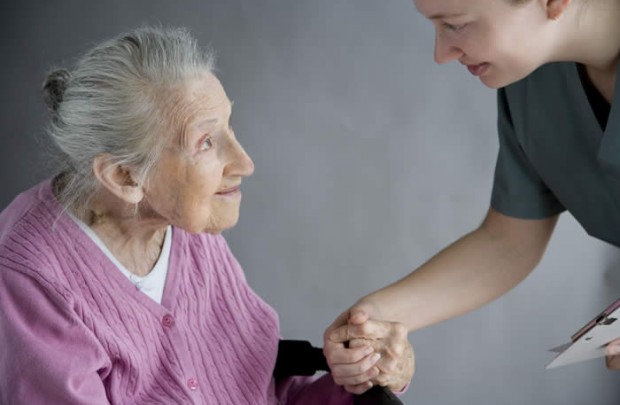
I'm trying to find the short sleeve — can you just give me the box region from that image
[490,88,565,219]
[0,268,111,404]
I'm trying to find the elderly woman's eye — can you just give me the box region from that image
[200,137,213,151]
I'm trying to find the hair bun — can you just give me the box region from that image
[42,69,71,113]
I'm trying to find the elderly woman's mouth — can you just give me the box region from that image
[215,185,241,197]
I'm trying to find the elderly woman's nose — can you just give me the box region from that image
[224,135,255,176]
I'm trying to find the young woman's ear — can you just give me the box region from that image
[92,155,144,204]
[544,0,571,21]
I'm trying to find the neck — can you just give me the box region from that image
[76,189,168,277]
[550,0,620,72]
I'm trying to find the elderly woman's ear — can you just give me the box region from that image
[93,154,144,204]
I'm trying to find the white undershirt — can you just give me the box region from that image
[69,214,171,304]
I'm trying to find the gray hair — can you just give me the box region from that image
[42,26,215,215]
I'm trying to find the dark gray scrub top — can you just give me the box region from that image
[491,61,620,247]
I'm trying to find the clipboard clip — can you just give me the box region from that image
[597,314,617,326]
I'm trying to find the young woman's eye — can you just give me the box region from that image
[200,137,213,151]
[443,22,467,32]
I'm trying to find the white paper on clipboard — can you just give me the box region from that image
[546,299,620,369]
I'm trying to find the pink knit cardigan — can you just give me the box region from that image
[0,180,351,404]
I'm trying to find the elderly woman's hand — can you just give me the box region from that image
[605,339,620,370]
[323,304,414,394]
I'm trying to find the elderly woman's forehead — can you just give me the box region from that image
[187,72,226,98]
[183,96,231,126]
[172,77,228,116]
[183,77,229,109]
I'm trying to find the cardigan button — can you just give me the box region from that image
[187,378,198,391]
[162,314,174,328]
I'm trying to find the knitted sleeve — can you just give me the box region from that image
[209,234,354,404]
[0,266,111,404]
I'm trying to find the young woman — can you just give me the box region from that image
[325,0,620,392]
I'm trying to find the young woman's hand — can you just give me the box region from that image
[605,338,620,370]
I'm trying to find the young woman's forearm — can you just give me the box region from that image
[361,208,558,331]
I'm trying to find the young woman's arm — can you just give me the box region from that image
[324,207,557,382]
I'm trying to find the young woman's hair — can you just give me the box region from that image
[42,26,215,215]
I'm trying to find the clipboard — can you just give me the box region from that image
[546,298,620,369]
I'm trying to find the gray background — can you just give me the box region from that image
[1,1,619,404]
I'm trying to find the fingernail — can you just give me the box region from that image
[371,353,381,363]
[363,346,374,355]
[608,345,620,356]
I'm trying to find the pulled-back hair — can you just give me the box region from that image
[42,26,215,215]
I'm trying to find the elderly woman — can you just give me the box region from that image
[0,27,413,404]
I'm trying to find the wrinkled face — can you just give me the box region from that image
[142,72,254,234]
[415,0,550,88]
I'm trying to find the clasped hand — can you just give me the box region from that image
[323,304,414,394]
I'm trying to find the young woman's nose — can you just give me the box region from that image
[434,32,463,64]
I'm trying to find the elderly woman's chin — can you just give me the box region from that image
[184,199,243,235]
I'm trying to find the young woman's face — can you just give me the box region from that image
[415,0,551,88]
